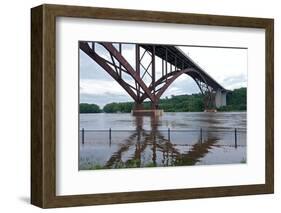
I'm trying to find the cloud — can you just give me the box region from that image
[179,46,248,89]
[162,75,200,97]
[79,44,137,82]
[80,78,133,107]
[222,74,247,89]
[79,50,108,80]
[80,79,134,96]
[80,93,131,107]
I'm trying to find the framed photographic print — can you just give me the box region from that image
[31,4,274,208]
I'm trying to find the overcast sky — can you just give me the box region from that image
[79,43,247,107]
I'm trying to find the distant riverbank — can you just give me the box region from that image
[80,87,246,113]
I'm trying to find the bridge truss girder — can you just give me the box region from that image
[79,41,222,110]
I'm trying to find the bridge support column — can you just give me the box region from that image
[134,103,144,110]
[132,102,164,116]
[215,89,227,108]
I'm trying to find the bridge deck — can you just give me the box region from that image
[140,44,226,91]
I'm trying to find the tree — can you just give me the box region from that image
[79,103,101,113]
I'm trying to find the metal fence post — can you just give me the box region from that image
[82,128,84,144]
[168,128,170,141]
[234,128,237,148]
[200,128,203,143]
[109,128,112,144]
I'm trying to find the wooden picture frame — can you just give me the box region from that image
[31,4,274,208]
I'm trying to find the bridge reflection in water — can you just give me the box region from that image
[79,116,246,170]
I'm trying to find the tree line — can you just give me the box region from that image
[80,87,246,113]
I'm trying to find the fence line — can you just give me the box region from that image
[80,127,246,146]
[80,128,247,132]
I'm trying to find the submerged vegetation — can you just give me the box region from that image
[80,87,247,113]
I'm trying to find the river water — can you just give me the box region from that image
[79,112,246,170]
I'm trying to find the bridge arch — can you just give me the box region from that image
[79,41,226,111]
[139,68,214,109]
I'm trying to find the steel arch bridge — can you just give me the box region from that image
[79,41,227,113]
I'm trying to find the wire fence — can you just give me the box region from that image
[80,128,247,148]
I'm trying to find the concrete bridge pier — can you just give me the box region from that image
[204,89,227,112]
[131,102,164,116]
[215,89,227,108]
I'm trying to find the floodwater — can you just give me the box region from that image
[79,112,246,170]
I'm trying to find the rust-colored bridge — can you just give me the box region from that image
[79,42,227,115]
